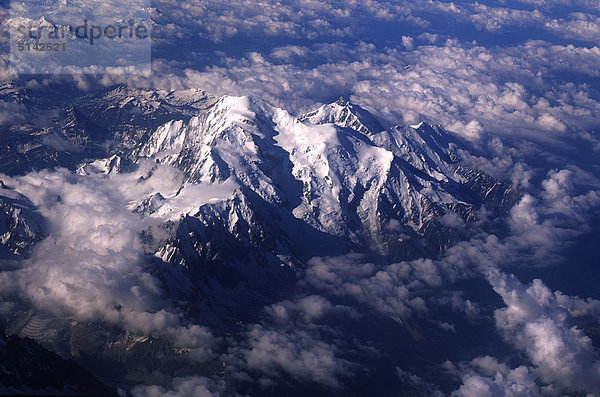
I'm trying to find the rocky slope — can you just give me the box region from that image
[0,84,520,392]
[0,183,45,259]
[0,322,115,396]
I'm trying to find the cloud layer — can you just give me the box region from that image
[2,0,600,395]
[0,163,216,355]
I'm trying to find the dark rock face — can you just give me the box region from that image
[0,190,45,259]
[0,85,521,394]
[0,324,115,396]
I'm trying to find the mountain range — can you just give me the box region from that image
[0,83,519,393]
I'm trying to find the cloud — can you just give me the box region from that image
[232,324,349,388]
[217,165,598,390]
[0,163,216,355]
[139,0,600,140]
[0,101,27,125]
[293,164,600,352]
[2,2,600,394]
[151,0,364,43]
[501,168,600,262]
[432,291,481,321]
[452,356,541,397]
[545,12,600,41]
[304,254,438,320]
[165,39,600,144]
[148,0,600,46]
[397,368,444,397]
[440,212,466,230]
[42,0,599,149]
[132,376,228,397]
[3,0,600,143]
[217,294,356,389]
[40,133,84,152]
[6,0,151,74]
[401,36,414,50]
[266,295,356,323]
[485,269,600,394]
[1,160,355,389]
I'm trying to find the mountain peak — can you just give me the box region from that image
[300,98,384,135]
[335,97,349,106]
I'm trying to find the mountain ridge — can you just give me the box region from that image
[0,86,520,392]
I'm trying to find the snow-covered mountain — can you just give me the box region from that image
[69,91,516,327]
[0,83,217,175]
[63,85,217,148]
[0,183,45,259]
[299,97,385,135]
[0,84,519,391]
[0,85,518,311]
[127,94,516,263]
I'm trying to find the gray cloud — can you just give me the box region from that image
[452,356,541,397]
[33,0,599,149]
[1,94,596,395]
[132,376,228,397]
[2,2,600,394]
[149,0,600,45]
[234,324,349,388]
[0,101,27,125]
[155,39,600,145]
[300,164,600,324]
[0,164,216,355]
[485,269,600,394]
[218,294,355,389]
